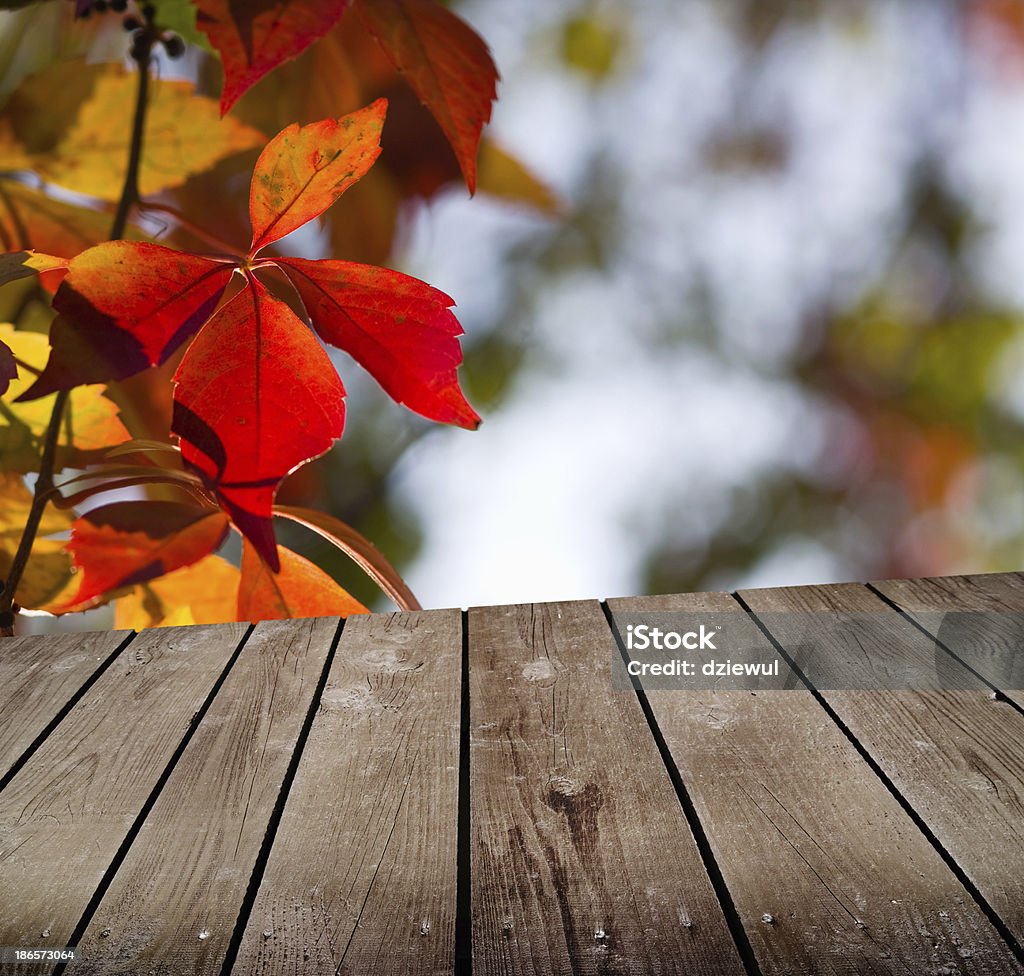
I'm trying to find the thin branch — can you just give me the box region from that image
[0,33,157,636]
[0,387,68,633]
[110,39,152,243]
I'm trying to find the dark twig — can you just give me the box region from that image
[0,31,156,635]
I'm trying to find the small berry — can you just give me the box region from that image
[93,0,107,12]
[163,33,185,59]
[123,14,143,30]
[142,3,156,20]
[111,0,127,8]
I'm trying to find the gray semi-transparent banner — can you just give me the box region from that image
[607,611,1024,690]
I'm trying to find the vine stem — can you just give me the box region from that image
[0,33,155,636]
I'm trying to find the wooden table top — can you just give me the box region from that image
[1,572,1023,974]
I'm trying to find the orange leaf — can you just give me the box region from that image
[63,501,229,609]
[114,553,241,629]
[275,504,420,609]
[195,0,351,114]
[354,0,497,192]
[238,538,368,621]
[172,279,346,571]
[278,256,479,427]
[21,242,234,398]
[248,99,386,254]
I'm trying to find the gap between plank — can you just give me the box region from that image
[865,582,1024,720]
[600,600,763,976]
[217,616,347,976]
[51,624,257,976]
[732,590,1024,969]
[0,630,137,796]
[455,609,472,976]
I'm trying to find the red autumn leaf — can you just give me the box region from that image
[195,0,351,114]
[354,0,497,192]
[238,537,368,620]
[172,279,346,571]
[5,100,477,571]
[278,256,480,427]
[0,338,15,396]
[62,500,229,609]
[248,99,386,253]
[20,242,234,399]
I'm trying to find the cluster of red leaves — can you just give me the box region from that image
[16,99,479,577]
[0,0,501,623]
[193,0,497,191]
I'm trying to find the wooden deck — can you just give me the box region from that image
[1,573,1024,974]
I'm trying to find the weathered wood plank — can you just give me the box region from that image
[0,630,132,784]
[871,573,1024,710]
[71,617,338,976]
[609,591,1024,975]
[233,609,461,976]
[469,600,746,976]
[0,623,248,971]
[739,581,1024,952]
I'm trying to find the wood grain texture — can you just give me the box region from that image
[872,573,1024,709]
[73,617,338,975]
[739,581,1024,950]
[0,630,131,783]
[469,600,745,976]
[609,591,1024,976]
[234,610,461,976]
[0,623,248,967]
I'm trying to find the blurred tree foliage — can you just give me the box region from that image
[640,0,1024,593]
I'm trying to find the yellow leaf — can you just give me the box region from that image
[26,65,265,201]
[0,470,71,540]
[113,554,240,629]
[158,605,199,627]
[0,323,130,472]
[560,12,625,81]
[5,538,77,610]
[0,61,109,169]
[0,135,30,173]
[477,139,563,216]
[0,471,74,610]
